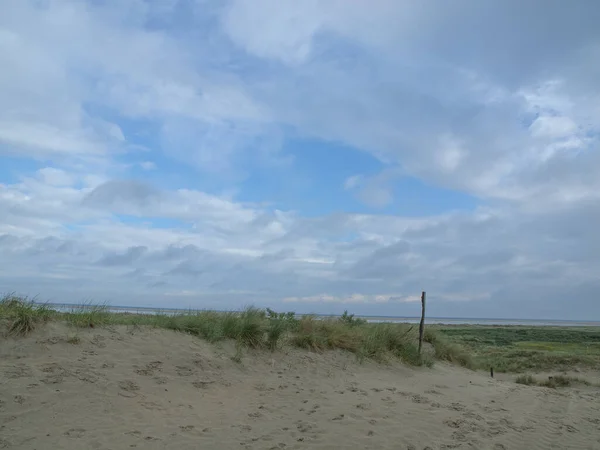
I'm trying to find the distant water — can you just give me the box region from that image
[362,317,600,327]
[42,303,600,327]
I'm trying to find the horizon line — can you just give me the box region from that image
[33,301,600,324]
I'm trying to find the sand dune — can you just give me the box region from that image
[1,323,599,449]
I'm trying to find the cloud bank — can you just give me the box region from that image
[1,0,599,319]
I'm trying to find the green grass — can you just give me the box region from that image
[515,373,593,388]
[66,333,81,344]
[0,295,436,367]
[423,328,475,369]
[433,325,600,373]
[65,302,111,328]
[515,374,536,385]
[0,294,55,335]
[6,294,597,374]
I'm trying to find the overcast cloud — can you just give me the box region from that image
[1,0,599,319]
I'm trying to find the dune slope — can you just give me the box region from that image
[1,324,599,449]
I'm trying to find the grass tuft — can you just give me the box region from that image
[65,302,110,328]
[515,373,592,388]
[236,307,266,347]
[66,334,81,344]
[266,309,297,351]
[1,294,54,336]
[515,374,536,385]
[424,329,475,369]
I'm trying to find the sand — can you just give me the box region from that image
[1,323,600,450]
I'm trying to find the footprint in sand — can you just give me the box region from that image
[91,335,107,348]
[153,376,168,385]
[295,420,317,433]
[144,436,161,441]
[135,361,163,376]
[446,402,467,411]
[411,394,430,404]
[4,364,33,379]
[119,380,140,391]
[176,366,194,376]
[140,401,166,411]
[192,380,215,389]
[41,372,64,384]
[64,428,86,438]
[74,369,99,383]
[382,396,396,405]
[425,389,443,395]
[118,380,140,397]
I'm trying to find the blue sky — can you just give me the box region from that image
[1,0,600,319]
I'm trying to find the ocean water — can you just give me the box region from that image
[42,303,600,327]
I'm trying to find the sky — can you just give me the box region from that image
[1,0,600,320]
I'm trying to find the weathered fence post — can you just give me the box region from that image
[418,291,426,355]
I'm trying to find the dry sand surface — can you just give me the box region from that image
[2,324,600,450]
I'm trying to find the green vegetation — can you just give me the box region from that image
[65,302,111,328]
[423,328,475,369]
[433,325,600,373]
[514,374,536,385]
[515,373,593,388]
[1,295,437,367]
[339,310,367,327]
[66,333,81,344]
[0,294,54,335]
[291,315,433,366]
[3,294,598,375]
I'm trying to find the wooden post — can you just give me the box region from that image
[490,367,494,378]
[418,291,426,355]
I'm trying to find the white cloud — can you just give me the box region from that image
[37,168,76,187]
[0,122,108,158]
[529,115,578,139]
[282,294,418,304]
[1,0,600,319]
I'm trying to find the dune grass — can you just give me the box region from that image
[4,295,598,374]
[0,294,55,335]
[423,328,475,369]
[0,296,438,367]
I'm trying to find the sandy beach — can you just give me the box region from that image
[2,323,600,450]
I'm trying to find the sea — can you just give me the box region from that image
[41,303,600,327]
